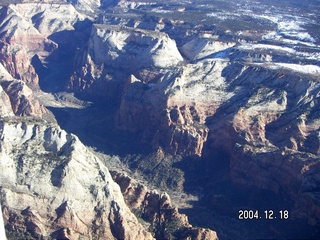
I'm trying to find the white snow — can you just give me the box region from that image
[237,43,296,54]
[151,9,173,14]
[254,63,320,76]
[277,63,320,75]
[278,21,304,32]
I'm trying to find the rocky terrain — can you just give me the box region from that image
[0,117,154,240]
[0,0,320,239]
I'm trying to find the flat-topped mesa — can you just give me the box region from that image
[19,0,102,14]
[10,2,86,37]
[116,59,233,157]
[90,24,183,69]
[116,54,320,225]
[180,37,236,61]
[204,61,320,225]
[68,24,183,96]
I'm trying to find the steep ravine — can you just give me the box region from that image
[1,1,320,239]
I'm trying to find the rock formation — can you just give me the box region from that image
[0,0,319,238]
[0,63,54,121]
[0,2,87,90]
[0,117,153,240]
[68,24,183,98]
[111,171,218,240]
[66,7,320,227]
[116,53,320,226]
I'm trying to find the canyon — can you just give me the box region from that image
[0,0,319,239]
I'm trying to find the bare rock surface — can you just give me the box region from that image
[0,63,54,120]
[111,171,218,240]
[0,2,87,90]
[0,117,153,240]
[116,56,320,225]
[68,24,183,97]
[0,0,319,238]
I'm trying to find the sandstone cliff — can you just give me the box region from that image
[68,24,183,98]
[0,117,153,240]
[0,63,53,121]
[0,0,319,238]
[111,171,218,240]
[116,53,320,225]
[0,2,86,90]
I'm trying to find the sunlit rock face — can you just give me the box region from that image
[0,2,86,90]
[0,63,53,120]
[116,53,320,224]
[0,118,153,240]
[68,24,183,97]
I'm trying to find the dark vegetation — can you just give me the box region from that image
[5,229,38,240]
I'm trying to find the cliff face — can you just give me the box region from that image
[0,63,53,120]
[112,33,320,226]
[0,118,153,240]
[68,24,183,98]
[111,171,218,240]
[0,0,319,238]
[0,3,86,90]
[205,62,320,224]
[116,53,320,224]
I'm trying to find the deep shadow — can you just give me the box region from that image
[47,101,152,156]
[50,164,65,187]
[173,64,320,239]
[33,19,93,93]
[174,148,320,239]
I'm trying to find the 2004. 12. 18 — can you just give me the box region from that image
[238,210,289,220]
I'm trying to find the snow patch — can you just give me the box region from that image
[256,63,320,76]
[237,43,296,54]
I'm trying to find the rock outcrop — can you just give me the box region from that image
[180,37,236,61]
[68,24,183,97]
[116,60,232,156]
[111,171,218,240]
[116,54,320,224]
[0,0,319,238]
[0,117,153,240]
[0,2,87,90]
[0,63,54,121]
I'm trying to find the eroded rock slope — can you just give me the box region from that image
[0,117,153,240]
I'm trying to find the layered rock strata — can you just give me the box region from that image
[0,63,53,120]
[68,24,183,98]
[111,171,218,240]
[0,117,153,240]
[0,2,86,90]
[116,56,320,224]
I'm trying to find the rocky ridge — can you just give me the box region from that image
[111,171,218,240]
[0,117,153,240]
[68,24,183,97]
[0,63,53,120]
[115,55,320,225]
[0,2,88,90]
